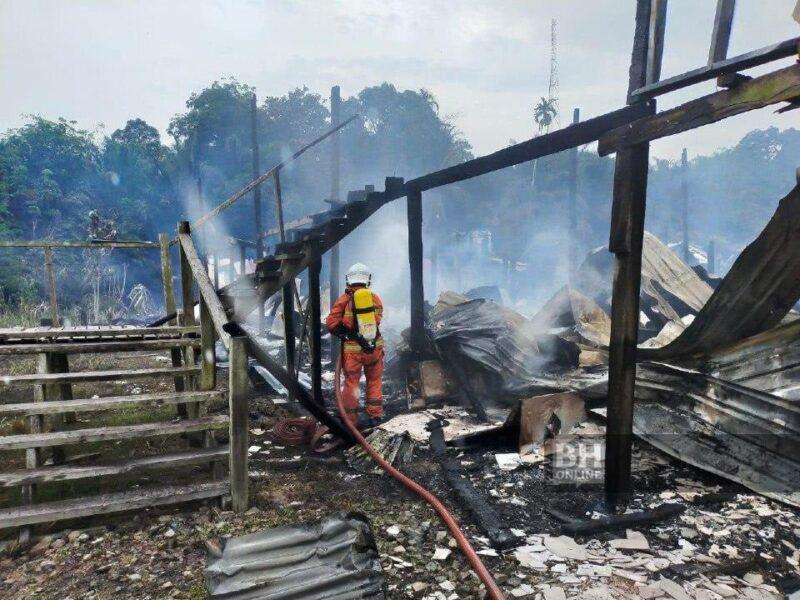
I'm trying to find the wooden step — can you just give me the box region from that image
[0,481,230,529]
[0,338,201,355]
[0,325,200,342]
[1,366,200,386]
[0,390,224,417]
[272,252,305,261]
[0,415,229,450]
[0,447,229,487]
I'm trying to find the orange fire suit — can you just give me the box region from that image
[326,285,384,425]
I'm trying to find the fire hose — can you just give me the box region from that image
[334,353,505,600]
[271,417,339,453]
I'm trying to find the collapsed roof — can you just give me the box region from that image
[425,183,800,506]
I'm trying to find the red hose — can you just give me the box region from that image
[334,355,505,600]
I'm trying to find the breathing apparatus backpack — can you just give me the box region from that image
[352,288,378,351]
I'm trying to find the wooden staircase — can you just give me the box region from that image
[0,324,229,536]
[216,177,405,442]
[222,177,405,322]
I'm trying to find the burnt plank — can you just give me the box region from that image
[602,64,800,156]
[405,103,652,192]
[630,35,800,100]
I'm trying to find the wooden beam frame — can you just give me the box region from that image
[309,255,323,405]
[329,85,342,370]
[709,0,737,65]
[630,35,800,101]
[405,103,652,193]
[407,189,425,355]
[191,115,359,230]
[567,108,580,279]
[605,0,662,508]
[600,63,800,156]
[646,0,668,86]
[227,335,249,512]
[281,283,296,402]
[0,240,158,249]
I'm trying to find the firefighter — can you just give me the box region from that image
[326,263,384,428]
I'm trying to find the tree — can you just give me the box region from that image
[534,97,558,133]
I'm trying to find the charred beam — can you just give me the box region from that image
[708,0,737,65]
[629,36,800,100]
[602,64,800,156]
[329,85,342,369]
[407,189,425,356]
[405,103,652,193]
[309,254,323,405]
[605,0,659,508]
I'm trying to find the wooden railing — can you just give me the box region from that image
[0,239,161,327]
[175,221,249,512]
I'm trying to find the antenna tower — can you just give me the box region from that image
[548,18,560,127]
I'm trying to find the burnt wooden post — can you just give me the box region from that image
[707,238,716,276]
[329,85,342,368]
[159,233,187,416]
[43,246,59,326]
[282,283,296,402]
[19,351,50,543]
[212,254,220,290]
[199,297,216,391]
[309,255,323,404]
[407,189,425,356]
[605,0,663,507]
[567,108,580,280]
[178,222,200,410]
[228,334,249,511]
[227,248,235,286]
[681,148,690,263]
[251,93,265,333]
[709,0,737,64]
[273,170,287,243]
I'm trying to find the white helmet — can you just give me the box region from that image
[346,263,372,287]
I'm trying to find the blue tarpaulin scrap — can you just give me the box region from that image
[205,513,385,599]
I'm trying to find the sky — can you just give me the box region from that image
[1,0,798,161]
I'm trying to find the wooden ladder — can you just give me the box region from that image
[0,323,230,538]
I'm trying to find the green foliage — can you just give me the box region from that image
[647,127,800,268]
[0,77,796,314]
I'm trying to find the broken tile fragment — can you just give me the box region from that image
[432,547,451,561]
[658,577,692,600]
[544,535,588,561]
[543,586,567,600]
[609,529,650,551]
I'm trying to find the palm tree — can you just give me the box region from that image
[533,97,558,133]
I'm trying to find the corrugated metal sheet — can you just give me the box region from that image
[642,183,800,359]
[205,513,385,599]
[631,360,800,507]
